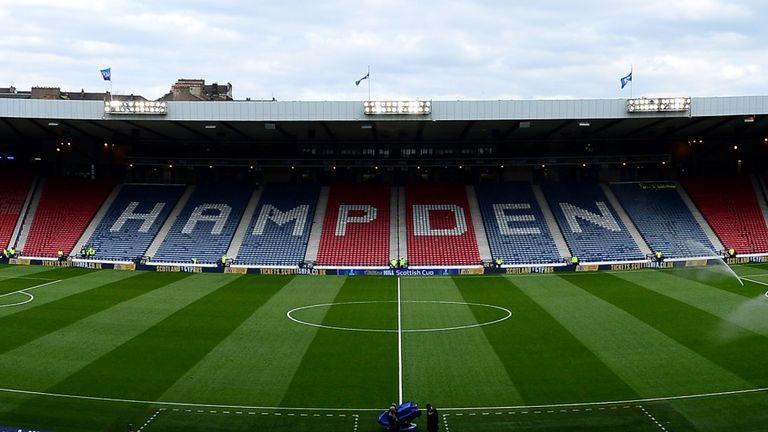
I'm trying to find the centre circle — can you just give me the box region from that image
[286,300,512,333]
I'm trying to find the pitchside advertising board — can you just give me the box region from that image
[7,257,762,274]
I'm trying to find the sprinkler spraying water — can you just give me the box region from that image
[683,240,743,286]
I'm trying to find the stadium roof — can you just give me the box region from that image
[1,96,767,145]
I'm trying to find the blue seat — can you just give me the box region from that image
[86,184,185,260]
[611,183,715,258]
[235,184,319,265]
[153,185,251,263]
[543,183,644,262]
[475,183,561,264]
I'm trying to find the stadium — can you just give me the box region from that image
[0,83,766,432]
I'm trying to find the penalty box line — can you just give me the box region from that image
[0,280,62,308]
[737,276,768,298]
[443,405,668,432]
[0,279,62,299]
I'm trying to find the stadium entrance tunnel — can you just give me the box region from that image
[286,300,512,333]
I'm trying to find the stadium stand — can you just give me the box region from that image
[406,184,481,266]
[23,178,113,256]
[0,176,32,249]
[543,183,644,262]
[152,184,250,263]
[85,184,185,260]
[316,184,390,266]
[611,183,716,257]
[235,184,319,265]
[475,182,561,264]
[681,176,768,253]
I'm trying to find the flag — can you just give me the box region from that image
[620,71,632,89]
[100,68,111,81]
[355,72,369,87]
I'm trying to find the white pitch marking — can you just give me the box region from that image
[0,385,765,413]
[0,279,62,308]
[0,279,61,298]
[639,406,669,432]
[737,277,768,298]
[0,291,34,308]
[397,277,403,405]
[440,386,768,411]
[137,408,164,432]
[286,300,512,333]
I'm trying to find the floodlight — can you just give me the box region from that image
[627,97,691,112]
[363,100,432,115]
[105,100,168,115]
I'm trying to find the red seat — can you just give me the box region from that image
[406,184,480,266]
[23,179,113,257]
[316,184,390,266]
[682,176,768,253]
[0,176,33,248]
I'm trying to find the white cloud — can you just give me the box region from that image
[632,0,750,21]
[0,0,766,100]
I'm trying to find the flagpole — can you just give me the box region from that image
[367,65,371,101]
[630,64,633,99]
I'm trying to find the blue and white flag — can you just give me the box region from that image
[100,68,111,81]
[355,72,369,87]
[620,71,632,89]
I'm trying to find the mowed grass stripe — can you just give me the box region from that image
[0,272,188,355]
[280,277,397,409]
[615,270,768,338]
[0,264,69,278]
[516,275,750,398]
[44,274,289,399]
[562,273,768,387]
[0,273,229,394]
[0,269,135,321]
[161,276,346,407]
[0,267,92,296]
[661,265,765,299]
[734,263,768,274]
[401,277,524,408]
[0,274,289,432]
[456,276,637,405]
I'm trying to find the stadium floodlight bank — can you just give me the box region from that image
[626,97,691,112]
[104,100,168,115]
[363,100,431,115]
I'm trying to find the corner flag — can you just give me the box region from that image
[100,68,111,81]
[355,72,369,87]
[620,71,632,89]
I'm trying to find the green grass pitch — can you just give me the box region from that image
[0,263,766,431]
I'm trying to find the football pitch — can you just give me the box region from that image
[0,263,766,431]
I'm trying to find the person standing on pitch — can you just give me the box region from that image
[426,403,439,432]
[388,404,400,432]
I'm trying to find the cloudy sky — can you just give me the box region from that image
[0,0,765,101]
